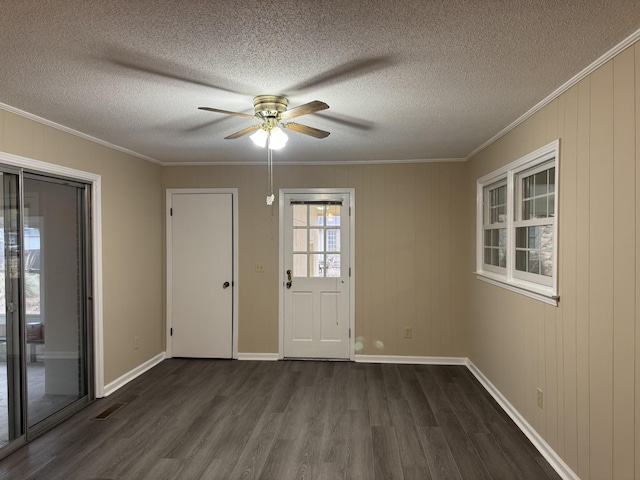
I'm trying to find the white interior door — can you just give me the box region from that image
[283,192,351,359]
[169,192,233,358]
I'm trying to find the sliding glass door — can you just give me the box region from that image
[0,169,92,456]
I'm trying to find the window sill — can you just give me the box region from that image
[475,273,559,307]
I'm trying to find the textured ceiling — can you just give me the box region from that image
[0,0,638,165]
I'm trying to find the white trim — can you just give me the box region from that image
[237,353,280,361]
[355,355,467,365]
[165,188,239,360]
[161,158,466,167]
[467,28,640,161]
[466,360,579,480]
[476,274,558,306]
[0,102,161,165]
[279,188,356,361]
[0,150,105,398]
[101,352,166,397]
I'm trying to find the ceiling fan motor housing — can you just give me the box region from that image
[254,95,288,118]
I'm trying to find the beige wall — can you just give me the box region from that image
[465,43,640,480]
[0,109,164,385]
[163,162,469,357]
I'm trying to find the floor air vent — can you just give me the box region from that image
[94,403,126,420]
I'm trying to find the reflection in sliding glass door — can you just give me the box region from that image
[23,176,89,430]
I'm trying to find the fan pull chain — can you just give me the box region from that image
[266,133,275,205]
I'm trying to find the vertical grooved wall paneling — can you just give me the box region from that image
[466,44,639,480]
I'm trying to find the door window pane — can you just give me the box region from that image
[290,203,343,278]
[310,254,324,278]
[293,205,307,226]
[293,254,307,277]
[293,229,307,252]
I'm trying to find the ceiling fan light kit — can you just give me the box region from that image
[198,95,330,205]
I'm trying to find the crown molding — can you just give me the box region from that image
[161,157,466,167]
[0,102,162,165]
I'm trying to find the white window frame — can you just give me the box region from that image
[476,140,559,306]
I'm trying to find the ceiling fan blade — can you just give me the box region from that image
[287,55,396,93]
[198,107,256,119]
[225,124,262,139]
[283,122,330,139]
[280,101,329,120]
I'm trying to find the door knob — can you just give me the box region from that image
[223,281,230,289]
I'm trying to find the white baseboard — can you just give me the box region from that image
[237,352,279,361]
[466,360,579,480]
[101,352,165,397]
[355,354,467,365]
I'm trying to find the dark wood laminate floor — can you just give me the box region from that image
[0,360,562,480]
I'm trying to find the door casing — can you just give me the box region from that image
[278,188,355,360]
[165,188,239,359]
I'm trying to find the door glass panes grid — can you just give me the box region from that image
[292,204,341,277]
[483,183,507,268]
[516,166,555,277]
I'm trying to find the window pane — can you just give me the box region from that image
[326,206,341,225]
[293,229,307,251]
[497,185,506,205]
[549,167,555,193]
[309,229,323,252]
[528,251,540,274]
[528,226,539,249]
[499,248,506,268]
[541,252,553,277]
[484,248,492,264]
[484,230,491,247]
[548,194,555,217]
[534,171,548,196]
[293,205,308,226]
[310,253,324,277]
[293,254,307,277]
[497,205,506,223]
[498,228,506,248]
[491,248,499,266]
[326,254,340,277]
[523,176,532,199]
[326,229,340,252]
[516,227,526,248]
[310,206,323,226]
[491,229,499,246]
[523,199,533,220]
[541,225,553,249]
[516,250,526,271]
[535,197,547,218]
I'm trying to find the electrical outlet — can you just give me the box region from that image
[255,263,265,273]
[134,336,139,350]
[536,387,543,409]
[403,327,412,338]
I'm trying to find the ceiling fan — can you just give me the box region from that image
[199,95,330,205]
[198,95,330,148]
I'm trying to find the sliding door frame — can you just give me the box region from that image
[0,151,104,400]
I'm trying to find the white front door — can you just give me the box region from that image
[168,191,233,358]
[282,192,352,359]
